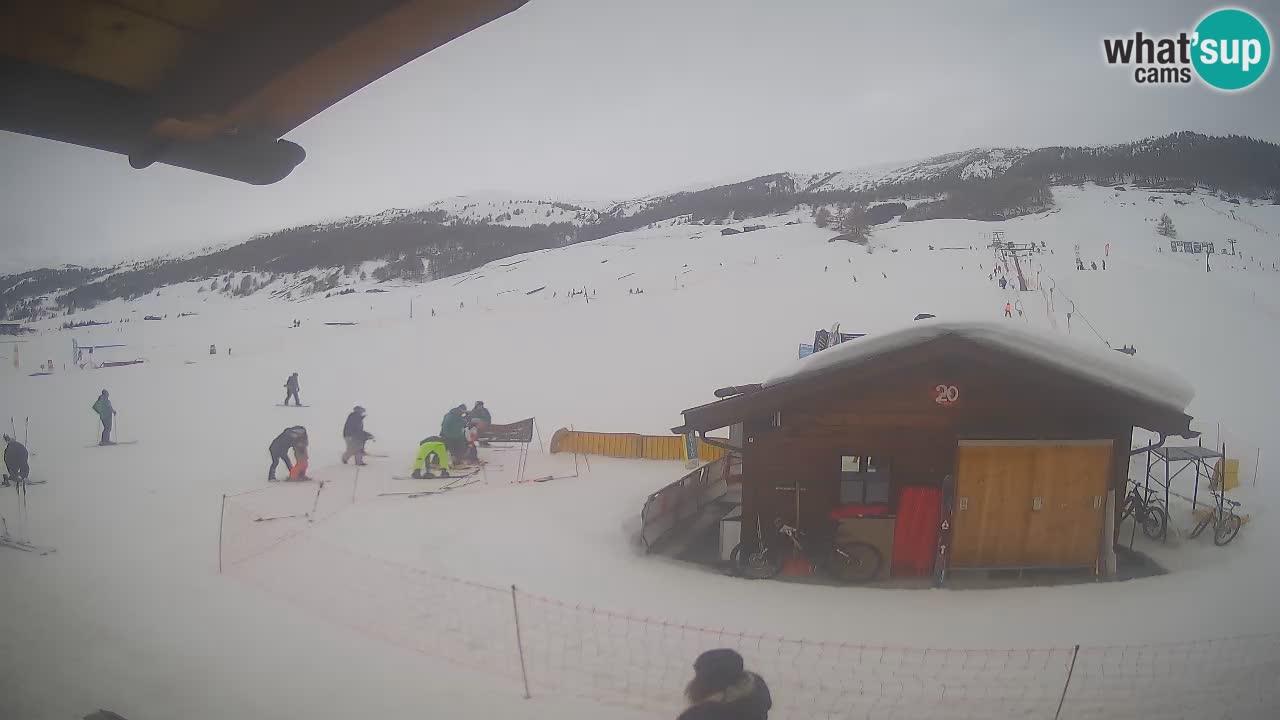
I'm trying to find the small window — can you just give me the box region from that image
[840,455,891,504]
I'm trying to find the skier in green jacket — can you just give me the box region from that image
[92,390,117,445]
[440,405,468,464]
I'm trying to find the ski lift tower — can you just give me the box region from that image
[989,232,1038,291]
[987,231,1006,260]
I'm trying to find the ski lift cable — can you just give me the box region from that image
[1043,272,1111,347]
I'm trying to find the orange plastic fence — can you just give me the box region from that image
[548,428,727,461]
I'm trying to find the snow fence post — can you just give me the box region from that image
[309,480,325,522]
[1054,644,1080,720]
[218,494,226,575]
[510,585,532,699]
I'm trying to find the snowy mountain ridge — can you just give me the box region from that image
[3,132,1278,321]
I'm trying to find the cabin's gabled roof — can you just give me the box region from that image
[676,320,1195,438]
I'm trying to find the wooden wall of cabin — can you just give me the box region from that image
[739,346,1141,533]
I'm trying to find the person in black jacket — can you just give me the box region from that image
[2,434,29,487]
[341,406,373,466]
[469,401,492,446]
[283,373,301,406]
[678,649,772,720]
[268,426,306,481]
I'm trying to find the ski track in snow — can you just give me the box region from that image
[2,184,1279,719]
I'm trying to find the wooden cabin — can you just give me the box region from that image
[673,322,1196,579]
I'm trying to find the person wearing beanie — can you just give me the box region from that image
[469,401,493,447]
[678,648,772,720]
[341,406,373,466]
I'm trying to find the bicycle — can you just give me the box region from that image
[731,516,883,584]
[1188,490,1243,546]
[1121,483,1167,541]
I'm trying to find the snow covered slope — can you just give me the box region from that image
[795,148,1031,193]
[2,184,1278,720]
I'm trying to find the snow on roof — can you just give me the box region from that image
[762,320,1195,413]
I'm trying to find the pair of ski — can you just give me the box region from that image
[1,536,56,555]
[0,519,55,555]
[382,468,481,498]
[933,474,956,587]
[514,472,576,484]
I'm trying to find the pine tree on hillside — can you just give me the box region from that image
[1156,213,1177,238]
[814,206,832,228]
[838,203,873,243]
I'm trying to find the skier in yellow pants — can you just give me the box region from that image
[411,436,452,479]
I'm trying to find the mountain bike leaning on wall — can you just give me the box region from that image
[1122,482,1168,540]
[731,516,882,584]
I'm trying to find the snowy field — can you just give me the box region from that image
[3,184,1280,719]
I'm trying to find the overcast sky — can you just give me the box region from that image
[3,0,1278,272]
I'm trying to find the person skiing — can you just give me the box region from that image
[999,276,1007,290]
[469,401,492,445]
[440,405,468,465]
[2,435,29,487]
[268,426,306,481]
[411,436,452,478]
[341,406,374,466]
[283,372,301,406]
[1004,302,1013,318]
[92,390,117,445]
[677,648,772,720]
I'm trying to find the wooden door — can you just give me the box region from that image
[952,443,1036,567]
[953,441,1111,569]
[1024,443,1112,567]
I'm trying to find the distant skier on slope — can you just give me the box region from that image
[2,435,29,487]
[268,426,307,481]
[341,406,373,466]
[411,436,452,478]
[92,390,117,445]
[1004,302,1013,318]
[283,372,301,406]
[999,276,1008,290]
[440,405,469,465]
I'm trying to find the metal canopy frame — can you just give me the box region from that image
[1139,440,1223,544]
